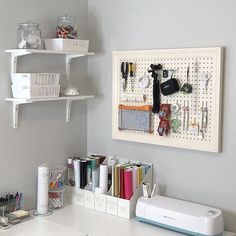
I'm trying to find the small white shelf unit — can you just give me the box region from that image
[5,49,95,128]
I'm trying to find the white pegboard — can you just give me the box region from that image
[112,48,223,153]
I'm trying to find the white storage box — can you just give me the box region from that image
[44,39,89,52]
[11,73,60,86]
[11,85,60,99]
[65,156,153,219]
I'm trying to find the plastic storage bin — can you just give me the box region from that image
[11,73,60,86]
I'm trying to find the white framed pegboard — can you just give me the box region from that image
[112,47,223,153]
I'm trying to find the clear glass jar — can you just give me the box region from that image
[56,16,77,39]
[17,23,42,49]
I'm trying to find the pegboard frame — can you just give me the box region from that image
[112,47,223,153]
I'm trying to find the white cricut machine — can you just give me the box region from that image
[136,195,224,236]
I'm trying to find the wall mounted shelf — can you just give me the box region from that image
[5,49,95,128]
[5,49,95,79]
[6,95,94,128]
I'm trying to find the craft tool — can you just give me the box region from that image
[118,105,152,133]
[121,93,147,103]
[138,70,150,89]
[170,103,181,133]
[129,62,135,92]
[189,118,199,135]
[121,62,129,92]
[199,72,211,93]
[151,184,157,197]
[142,182,151,198]
[191,59,199,115]
[148,64,162,113]
[199,101,205,140]
[180,65,192,94]
[182,101,190,131]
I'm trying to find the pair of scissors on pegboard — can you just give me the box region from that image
[121,62,129,92]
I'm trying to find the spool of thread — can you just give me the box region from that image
[37,164,49,215]
[80,160,87,189]
[99,164,108,194]
[92,169,100,192]
[73,160,80,188]
[124,168,133,200]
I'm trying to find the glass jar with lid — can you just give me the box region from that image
[56,16,77,39]
[17,23,42,49]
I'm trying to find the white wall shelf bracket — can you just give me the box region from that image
[66,55,84,80]
[12,101,31,128]
[66,100,72,122]
[11,52,31,73]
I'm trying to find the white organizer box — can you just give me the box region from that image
[112,47,223,153]
[11,73,60,86]
[11,85,60,99]
[64,162,153,219]
[44,39,89,52]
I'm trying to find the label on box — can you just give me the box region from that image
[95,193,106,212]
[106,196,118,216]
[73,189,84,206]
[84,190,95,209]
[118,198,130,219]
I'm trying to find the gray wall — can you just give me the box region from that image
[0,0,89,208]
[87,0,236,232]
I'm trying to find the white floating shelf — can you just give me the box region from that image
[5,49,95,56]
[5,49,95,79]
[6,95,94,128]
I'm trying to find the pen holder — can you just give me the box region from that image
[49,166,66,209]
[48,189,64,209]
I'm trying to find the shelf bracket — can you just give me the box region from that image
[66,55,84,80]
[11,52,31,73]
[66,100,72,122]
[12,101,32,128]
[12,102,20,128]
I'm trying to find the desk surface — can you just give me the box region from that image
[0,205,235,236]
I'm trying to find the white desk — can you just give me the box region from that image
[0,205,235,236]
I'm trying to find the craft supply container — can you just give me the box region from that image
[17,23,42,49]
[56,16,77,39]
[48,166,66,209]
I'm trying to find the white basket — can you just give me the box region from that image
[44,39,89,52]
[11,85,60,99]
[11,73,60,86]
